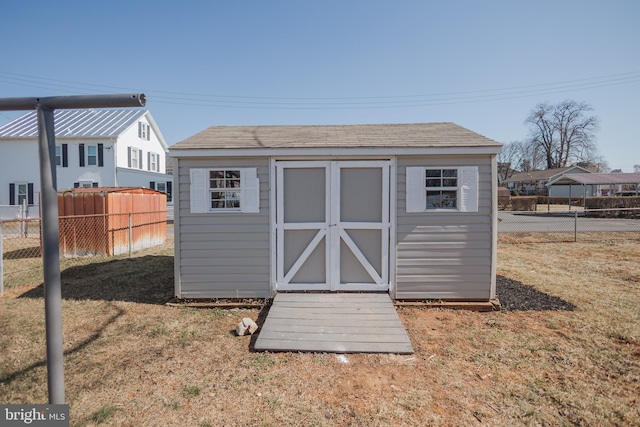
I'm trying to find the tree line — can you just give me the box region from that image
[498,100,610,182]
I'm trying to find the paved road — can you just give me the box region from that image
[498,212,640,233]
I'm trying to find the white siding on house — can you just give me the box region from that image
[0,139,117,200]
[395,155,494,300]
[0,141,39,205]
[175,157,271,298]
[56,140,116,189]
[0,109,169,199]
[115,168,172,189]
[116,115,166,173]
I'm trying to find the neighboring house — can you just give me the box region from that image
[170,123,502,301]
[503,165,592,197]
[0,108,172,209]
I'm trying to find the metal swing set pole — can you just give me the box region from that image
[0,94,145,404]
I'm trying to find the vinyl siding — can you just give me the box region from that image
[395,155,494,300]
[176,157,271,298]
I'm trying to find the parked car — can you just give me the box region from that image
[614,191,639,196]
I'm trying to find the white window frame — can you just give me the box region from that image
[139,122,150,141]
[209,169,242,211]
[425,167,460,211]
[87,145,98,166]
[155,181,172,202]
[131,147,139,169]
[406,166,478,213]
[190,168,259,214]
[55,145,62,166]
[149,152,158,172]
[16,182,28,205]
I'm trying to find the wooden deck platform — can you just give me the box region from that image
[254,293,414,354]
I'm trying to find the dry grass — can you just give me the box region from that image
[1,233,639,426]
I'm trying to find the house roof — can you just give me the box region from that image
[503,166,591,183]
[0,108,147,139]
[547,172,640,186]
[170,123,502,155]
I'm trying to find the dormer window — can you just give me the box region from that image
[138,122,151,141]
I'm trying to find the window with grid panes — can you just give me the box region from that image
[87,145,97,166]
[209,170,241,209]
[55,146,62,166]
[425,168,458,209]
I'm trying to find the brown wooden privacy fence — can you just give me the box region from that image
[58,211,166,256]
[57,187,166,256]
[1,188,168,293]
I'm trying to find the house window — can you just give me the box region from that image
[190,168,258,214]
[138,122,150,141]
[74,180,96,188]
[17,183,28,205]
[209,170,241,210]
[55,144,68,167]
[79,143,103,167]
[130,147,140,169]
[149,152,158,172]
[405,166,478,213]
[9,182,34,206]
[87,145,97,166]
[425,168,458,210]
[150,181,172,202]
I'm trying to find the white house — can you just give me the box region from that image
[0,108,172,211]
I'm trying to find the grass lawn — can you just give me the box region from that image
[1,234,639,426]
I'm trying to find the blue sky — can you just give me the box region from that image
[1,1,639,170]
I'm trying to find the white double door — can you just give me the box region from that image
[275,160,391,291]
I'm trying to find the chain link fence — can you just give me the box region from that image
[498,207,640,243]
[1,211,168,294]
[4,207,637,292]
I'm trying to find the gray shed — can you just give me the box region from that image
[169,123,502,301]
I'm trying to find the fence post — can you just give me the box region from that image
[574,210,578,242]
[0,222,3,296]
[21,199,27,238]
[128,213,133,257]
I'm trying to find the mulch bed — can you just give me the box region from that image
[496,275,576,311]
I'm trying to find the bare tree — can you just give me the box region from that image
[526,100,599,169]
[497,141,523,181]
[576,156,609,172]
[498,140,545,177]
[519,139,546,171]
[634,164,640,173]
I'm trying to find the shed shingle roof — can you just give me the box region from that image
[170,122,502,150]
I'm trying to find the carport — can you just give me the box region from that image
[546,172,640,209]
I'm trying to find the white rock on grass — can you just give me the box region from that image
[236,318,259,336]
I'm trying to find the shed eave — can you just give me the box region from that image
[169,146,502,158]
